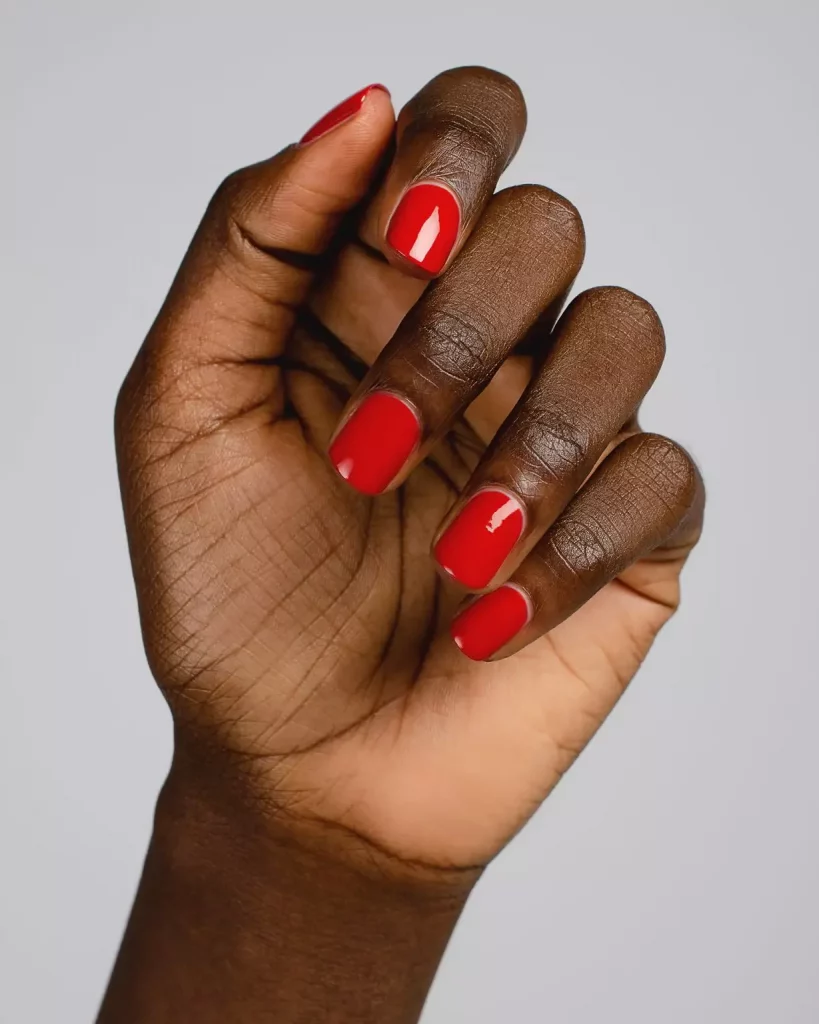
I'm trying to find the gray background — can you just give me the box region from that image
[4,1,818,1021]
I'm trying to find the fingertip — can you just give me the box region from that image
[450,584,533,661]
[297,83,394,148]
[240,83,395,254]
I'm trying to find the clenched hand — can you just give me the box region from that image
[103,66,704,1024]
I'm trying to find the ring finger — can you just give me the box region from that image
[432,287,668,589]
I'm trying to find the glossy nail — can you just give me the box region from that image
[299,84,388,146]
[451,585,532,661]
[386,182,460,274]
[434,489,525,589]
[329,392,421,495]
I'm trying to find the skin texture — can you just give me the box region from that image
[99,67,705,1023]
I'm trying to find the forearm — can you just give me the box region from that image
[97,751,470,1024]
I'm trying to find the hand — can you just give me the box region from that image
[106,66,706,1024]
[115,67,703,880]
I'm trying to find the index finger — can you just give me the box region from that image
[359,66,528,277]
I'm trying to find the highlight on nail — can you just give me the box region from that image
[386,181,461,274]
[434,488,526,589]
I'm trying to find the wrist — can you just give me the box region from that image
[160,736,480,893]
[100,738,474,1024]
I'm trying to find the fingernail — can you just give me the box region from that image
[434,489,525,589]
[299,84,389,146]
[329,392,421,495]
[386,182,460,274]
[451,585,532,661]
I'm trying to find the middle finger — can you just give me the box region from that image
[327,184,585,495]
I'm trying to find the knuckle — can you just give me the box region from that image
[432,121,500,180]
[208,167,250,219]
[199,169,253,252]
[626,433,699,506]
[409,117,506,190]
[546,515,617,583]
[419,65,526,125]
[573,286,666,373]
[442,66,526,112]
[208,165,282,239]
[113,345,196,464]
[478,68,527,132]
[450,78,524,155]
[405,66,527,173]
[511,407,590,488]
[114,353,148,451]
[113,377,133,451]
[410,308,498,386]
[495,185,586,267]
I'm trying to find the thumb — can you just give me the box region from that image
[122,84,394,423]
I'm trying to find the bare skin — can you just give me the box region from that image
[100,67,704,1023]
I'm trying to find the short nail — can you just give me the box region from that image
[329,392,421,495]
[434,489,525,589]
[451,585,532,661]
[299,84,389,146]
[386,182,460,274]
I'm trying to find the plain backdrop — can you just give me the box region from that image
[4,1,819,1021]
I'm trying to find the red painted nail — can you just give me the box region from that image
[434,489,525,589]
[299,84,388,146]
[386,182,461,274]
[451,585,531,661]
[329,392,420,495]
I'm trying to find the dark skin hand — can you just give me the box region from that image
[100,67,704,1023]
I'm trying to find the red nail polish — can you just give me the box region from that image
[451,585,531,661]
[329,392,420,495]
[299,84,388,146]
[434,489,525,589]
[386,182,460,274]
